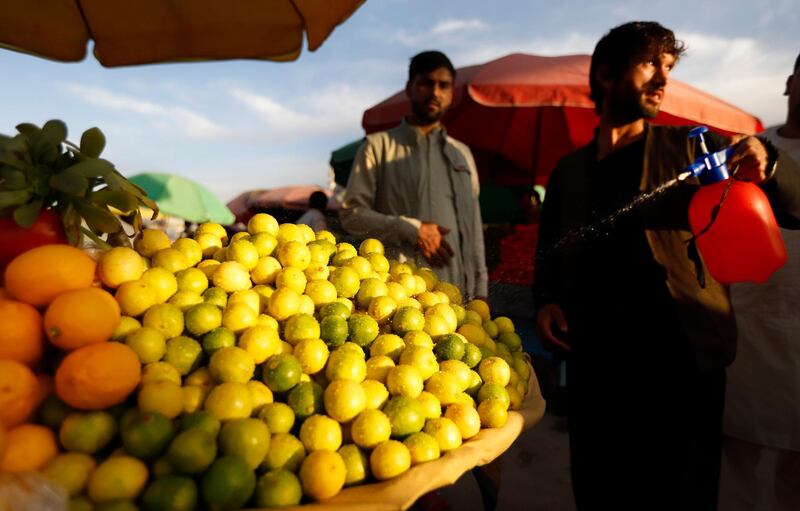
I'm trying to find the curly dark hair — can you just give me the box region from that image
[589,21,686,113]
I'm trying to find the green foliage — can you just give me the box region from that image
[0,120,157,247]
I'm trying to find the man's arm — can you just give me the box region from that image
[465,148,488,298]
[339,140,422,246]
[759,145,800,229]
[533,166,571,352]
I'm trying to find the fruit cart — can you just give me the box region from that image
[255,368,545,511]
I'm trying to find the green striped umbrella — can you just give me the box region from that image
[128,173,235,225]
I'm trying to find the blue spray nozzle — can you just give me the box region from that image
[683,126,734,185]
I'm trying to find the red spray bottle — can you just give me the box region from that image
[684,126,786,284]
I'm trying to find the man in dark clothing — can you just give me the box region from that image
[533,21,800,510]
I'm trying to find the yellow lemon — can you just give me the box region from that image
[247,213,279,236]
[213,261,253,293]
[98,247,145,288]
[134,229,171,257]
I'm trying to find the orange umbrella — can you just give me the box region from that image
[0,0,363,66]
[362,53,764,187]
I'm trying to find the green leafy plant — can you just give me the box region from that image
[0,119,157,247]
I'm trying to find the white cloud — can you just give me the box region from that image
[431,19,487,35]
[389,17,491,47]
[451,32,597,66]
[230,83,386,140]
[671,32,792,126]
[61,84,228,139]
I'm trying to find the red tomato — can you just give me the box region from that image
[0,209,68,270]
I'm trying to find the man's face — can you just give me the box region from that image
[606,52,676,122]
[406,67,454,125]
[785,66,800,120]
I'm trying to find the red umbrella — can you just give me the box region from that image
[362,53,764,187]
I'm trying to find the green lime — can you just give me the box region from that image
[112,316,142,341]
[258,402,295,434]
[434,334,466,361]
[261,433,306,472]
[392,306,425,335]
[201,326,236,355]
[141,475,198,511]
[204,382,254,421]
[382,396,425,438]
[476,383,511,409]
[167,428,217,475]
[88,456,148,503]
[255,469,303,508]
[219,418,271,469]
[338,444,369,486]
[319,315,349,349]
[403,431,441,465]
[202,287,228,308]
[262,353,303,393]
[498,331,523,351]
[94,500,139,511]
[329,267,360,298]
[283,313,320,345]
[179,410,221,437]
[287,381,325,420]
[59,411,117,454]
[461,342,483,368]
[175,268,209,294]
[143,303,185,339]
[164,336,203,375]
[42,452,96,497]
[122,410,175,461]
[348,314,379,347]
[38,394,72,430]
[125,326,167,364]
[202,456,256,511]
[209,346,256,384]
[319,301,350,320]
[184,302,222,337]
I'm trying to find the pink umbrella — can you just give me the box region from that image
[227,185,338,224]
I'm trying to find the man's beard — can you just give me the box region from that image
[410,101,445,125]
[608,85,660,123]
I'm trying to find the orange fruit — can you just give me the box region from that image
[4,244,96,307]
[55,342,141,410]
[0,299,44,366]
[45,288,121,350]
[0,360,39,427]
[0,423,58,472]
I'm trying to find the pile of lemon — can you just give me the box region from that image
[0,213,531,510]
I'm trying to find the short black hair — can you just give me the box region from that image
[309,191,328,211]
[409,50,456,82]
[590,21,686,113]
[794,52,800,73]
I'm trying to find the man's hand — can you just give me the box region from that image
[535,303,572,353]
[418,222,454,267]
[728,136,771,184]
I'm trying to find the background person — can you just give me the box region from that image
[296,190,329,232]
[720,51,800,511]
[339,50,488,301]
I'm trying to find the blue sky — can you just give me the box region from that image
[1,0,797,202]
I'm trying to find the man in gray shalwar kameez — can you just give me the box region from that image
[340,50,488,300]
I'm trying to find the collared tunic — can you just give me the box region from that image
[726,126,800,450]
[339,120,488,299]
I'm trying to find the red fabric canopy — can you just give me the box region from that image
[362,53,764,187]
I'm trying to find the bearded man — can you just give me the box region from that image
[533,21,800,510]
